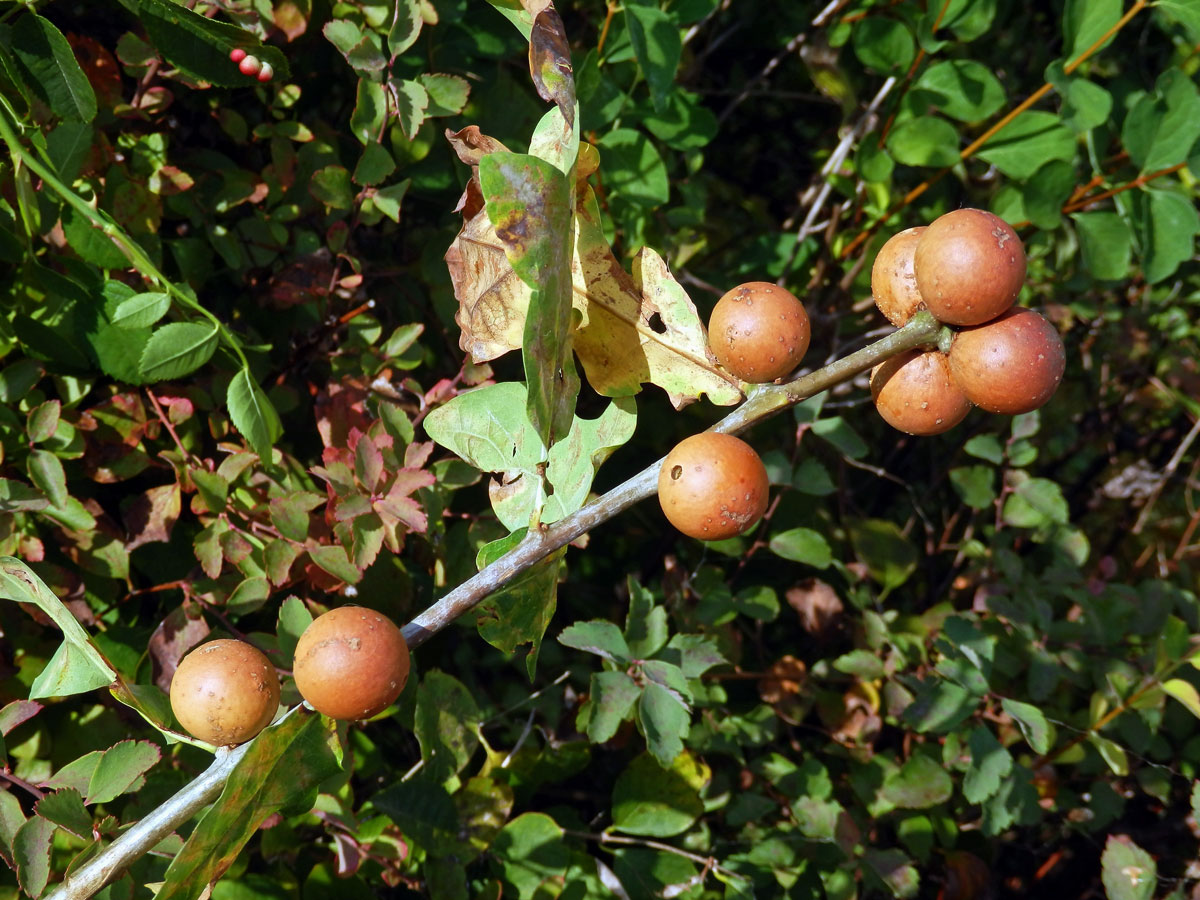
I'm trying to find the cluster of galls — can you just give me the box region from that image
[169,606,410,746]
[870,208,1065,435]
[658,208,1066,542]
[229,47,274,82]
[658,281,810,542]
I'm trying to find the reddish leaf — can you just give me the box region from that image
[375,495,426,535]
[149,603,211,691]
[0,700,42,736]
[219,529,255,567]
[13,814,54,898]
[123,482,181,551]
[267,251,334,310]
[308,544,362,585]
[17,533,45,562]
[153,164,193,194]
[273,0,310,41]
[939,851,991,900]
[311,459,356,497]
[315,382,372,451]
[355,433,384,492]
[156,394,194,425]
[26,400,61,444]
[333,493,373,523]
[82,442,152,483]
[79,392,149,445]
[265,540,303,587]
[404,440,434,469]
[302,560,345,594]
[375,468,435,532]
[67,33,123,109]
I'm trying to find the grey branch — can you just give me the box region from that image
[45,746,247,900]
[48,312,942,899]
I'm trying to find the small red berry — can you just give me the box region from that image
[229,47,247,63]
[238,54,262,76]
[257,62,274,83]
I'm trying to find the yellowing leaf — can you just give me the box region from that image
[1163,678,1200,718]
[445,128,741,409]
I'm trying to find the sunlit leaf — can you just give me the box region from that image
[156,713,340,900]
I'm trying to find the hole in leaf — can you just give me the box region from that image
[647,313,666,334]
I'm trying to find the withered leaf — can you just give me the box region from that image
[124,482,181,551]
[480,149,578,448]
[529,6,574,127]
[787,578,844,636]
[445,129,741,410]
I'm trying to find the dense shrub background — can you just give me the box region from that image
[1,0,1200,898]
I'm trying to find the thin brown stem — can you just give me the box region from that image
[0,766,45,800]
[841,0,1149,259]
[596,2,617,57]
[145,389,197,466]
[1062,162,1187,214]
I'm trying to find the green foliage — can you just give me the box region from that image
[0,1,1199,898]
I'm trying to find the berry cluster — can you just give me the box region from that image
[229,47,274,82]
[870,208,1065,435]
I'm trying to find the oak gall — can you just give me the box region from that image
[913,208,1026,326]
[658,433,769,540]
[169,639,280,746]
[871,349,971,435]
[871,226,927,327]
[947,307,1065,414]
[709,282,810,383]
[292,606,410,720]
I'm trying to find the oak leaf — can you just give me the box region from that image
[445,128,741,410]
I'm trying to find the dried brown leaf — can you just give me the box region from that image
[149,603,211,691]
[787,578,844,636]
[124,483,182,551]
[444,128,742,409]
